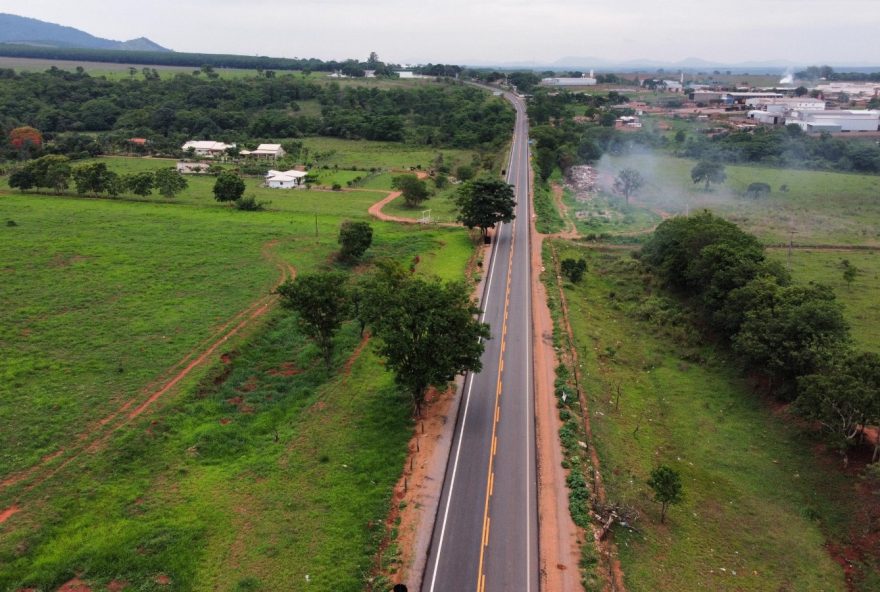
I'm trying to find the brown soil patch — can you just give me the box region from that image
[56,578,91,592]
[219,418,232,425]
[154,574,171,586]
[105,581,128,592]
[342,335,371,379]
[267,361,301,377]
[0,504,21,524]
[238,376,259,392]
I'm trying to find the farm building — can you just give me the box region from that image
[265,169,308,189]
[747,97,827,112]
[240,144,286,160]
[181,140,235,157]
[785,110,880,133]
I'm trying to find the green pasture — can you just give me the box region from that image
[0,180,475,589]
[547,242,867,592]
[766,248,880,352]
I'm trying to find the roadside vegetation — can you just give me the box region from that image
[545,240,879,591]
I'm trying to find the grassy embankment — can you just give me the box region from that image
[543,242,875,592]
[0,140,477,590]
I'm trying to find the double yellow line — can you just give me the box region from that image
[475,214,517,592]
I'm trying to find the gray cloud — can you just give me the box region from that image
[1,1,878,65]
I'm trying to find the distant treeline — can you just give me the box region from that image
[0,68,513,159]
[795,65,880,82]
[682,126,880,173]
[0,43,367,72]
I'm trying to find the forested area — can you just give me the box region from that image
[0,68,514,159]
[639,212,880,460]
[0,43,377,72]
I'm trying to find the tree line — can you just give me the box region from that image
[681,125,880,174]
[0,68,514,160]
[640,212,879,461]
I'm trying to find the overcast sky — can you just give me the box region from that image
[3,1,879,66]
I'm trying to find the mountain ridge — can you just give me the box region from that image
[0,13,170,52]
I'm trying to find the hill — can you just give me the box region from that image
[0,13,169,52]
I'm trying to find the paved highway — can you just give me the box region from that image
[422,92,538,592]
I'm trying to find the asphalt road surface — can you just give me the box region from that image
[422,92,538,592]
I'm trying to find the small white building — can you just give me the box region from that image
[540,76,597,87]
[265,169,308,189]
[240,144,286,160]
[747,97,827,112]
[785,110,880,133]
[181,140,235,158]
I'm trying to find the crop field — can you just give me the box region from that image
[545,241,875,592]
[766,247,880,352]
[0,148,476,589]
[591,154,880,245]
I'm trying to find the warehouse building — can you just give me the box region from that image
[785,110,880,132]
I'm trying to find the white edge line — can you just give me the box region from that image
[427,95,519,592]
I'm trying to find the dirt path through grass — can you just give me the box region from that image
[0,240,296,520]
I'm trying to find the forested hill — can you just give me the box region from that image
[0,13,169,51]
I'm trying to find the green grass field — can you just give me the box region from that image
[299,137,477,171]
[545,241,873,592]
[594,154,880,245]
[0,145,477,590]
[766,248,880,352]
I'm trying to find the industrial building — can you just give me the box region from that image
[540,76,597,87]
[785,110,880,133]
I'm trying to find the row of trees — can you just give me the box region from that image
[277,262,489,414]
[681,126,880,174]
[8,156,188,198]
[640,212,879,459]
[0,68,514,156]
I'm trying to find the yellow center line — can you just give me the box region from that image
[475,217,517,591]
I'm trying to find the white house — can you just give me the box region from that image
[240,144,286,160]
[265,169,308,189]
[181,140,235,157]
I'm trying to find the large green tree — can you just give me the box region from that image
[125,172,154,197]
[338,221,373,263]
[153,168,188,198]
[392,174,430,208]
[277,272,349,367]
[690,161,727,190]
[364,266,489,414]
[732,283,850,390]
[213,171,246,203]
[796,351,880,459]
[454,177,516,240]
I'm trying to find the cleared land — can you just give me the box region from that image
[0,141,477,590]
[586,153,880,245]
[545,242,877,592]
